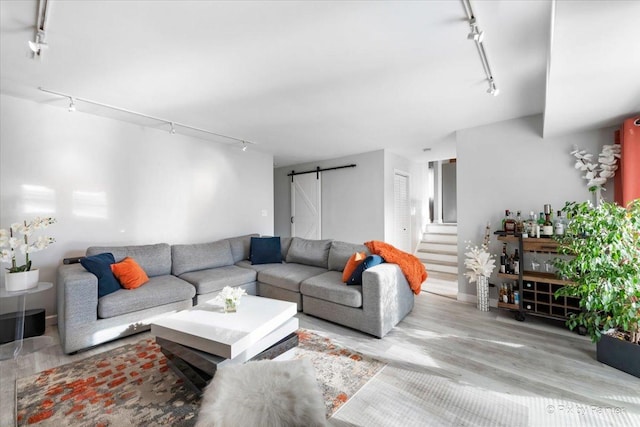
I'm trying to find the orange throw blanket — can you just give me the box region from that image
[365,241,427,294]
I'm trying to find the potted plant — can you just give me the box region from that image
[554,199,640,377]
[0,217,56,291]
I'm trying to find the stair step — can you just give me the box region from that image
[421,234,457,244]
[416,247,457,256]
[425,223,458,234]
[423,259,459,275]
[417,252,457,263]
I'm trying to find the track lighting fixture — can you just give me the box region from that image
[38,87,256,150]
[487,79,499,97]
[466,19,484,43]
[29,1,50,58]
[28,31,48,56]
[462,0,499,96]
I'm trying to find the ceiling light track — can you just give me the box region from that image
[38,87,255,149]
[461,0,499,96]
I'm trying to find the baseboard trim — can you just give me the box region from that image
[46,314,57,326]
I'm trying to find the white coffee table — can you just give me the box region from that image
[151,295,298,391]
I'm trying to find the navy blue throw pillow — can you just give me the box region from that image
[346,255,385,285]
[250,237,283,265]
[80,252,121,298]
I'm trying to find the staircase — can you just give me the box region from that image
[415,223,458,280]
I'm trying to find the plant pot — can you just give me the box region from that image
[4,269,40,292]
[596,333,640,378]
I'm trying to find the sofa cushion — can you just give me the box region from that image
[328,241,370,272]
[97,275,195,319]
[347,255,385,285]
[228,234,260,263]
[171,240,234,276]
[111,257,149,289]
[236,259,282,272]
[300,271,363,308]
[280,237,292,260]
[250,237,282,265]
[257,263,327,293]
[285,238,332,269]
[179,265,257,295]
[87,243,171,277]
[342,252,367,282]
[80,252,120,298]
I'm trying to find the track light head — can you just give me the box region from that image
[28,30,48,56]
[68,97,76,112]
[242,141,247,152]
[170,122,176,135]
[487,79,500,96]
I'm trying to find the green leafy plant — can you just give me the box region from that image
[554,200,640,345]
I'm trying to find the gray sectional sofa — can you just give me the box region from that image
[57,234,415,354]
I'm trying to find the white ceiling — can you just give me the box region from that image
[1,1,638,167]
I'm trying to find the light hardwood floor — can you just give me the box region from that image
[1,288,639,426]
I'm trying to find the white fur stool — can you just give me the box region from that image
[196,358,326,427]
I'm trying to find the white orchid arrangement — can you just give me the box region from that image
[571,144,621,192]
[0,217,56,273]
[214,286,247,307]
[464,241,496,284]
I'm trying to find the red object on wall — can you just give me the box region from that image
[614,115,640,207]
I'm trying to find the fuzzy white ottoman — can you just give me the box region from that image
[196,358,326,427]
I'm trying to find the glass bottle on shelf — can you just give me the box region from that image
[528,211,539,238]
[543,214,553,237]
[504,210,516,234]
[500,244,507,273]
[513,249,520,275]
[554,210,565,236]
[515,211,524,235]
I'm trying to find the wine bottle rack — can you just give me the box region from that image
[495,234,578,323]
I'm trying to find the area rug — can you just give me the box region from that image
[16,330,385,426]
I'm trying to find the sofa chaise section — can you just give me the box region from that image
[57,243,195,354]
[301,263,415,338]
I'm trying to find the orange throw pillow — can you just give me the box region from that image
[110,257,149,289]
[342,252,366,282]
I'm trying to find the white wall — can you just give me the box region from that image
[274,150,385,243]
[456,114,617,301]
[274,149,428,253]
[0,94,274,318]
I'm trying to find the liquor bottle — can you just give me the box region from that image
[543,213,553,237]
[514,290,520,305]
[504,210,516,234]
[554,210,565,236]
[502,284,509,303]
[528,211,538,238]
[515,211,524,235]
[499,284,505,302]
[508,283,513,304]
[500,244,507,273]
[513,249,520,275]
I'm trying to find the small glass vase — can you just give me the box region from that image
[224,299,238,313]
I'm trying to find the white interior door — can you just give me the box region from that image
[291,173,321,239]
[394,171,411,252]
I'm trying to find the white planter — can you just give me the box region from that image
[4,269,40,292]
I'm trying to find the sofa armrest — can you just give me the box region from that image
[57,264,99,330]
[361,263,415,335]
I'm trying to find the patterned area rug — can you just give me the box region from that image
[16,330,385,426]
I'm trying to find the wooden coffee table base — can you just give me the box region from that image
[157,332,299,393]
